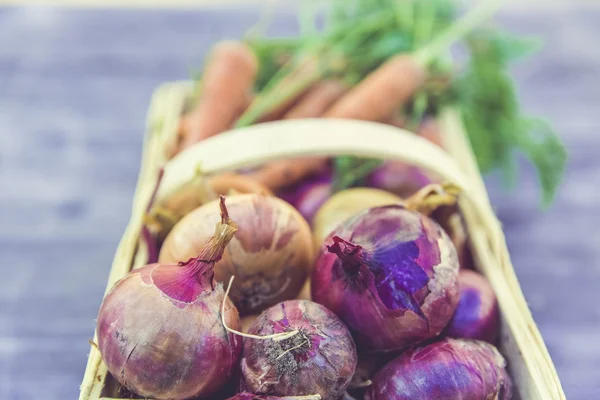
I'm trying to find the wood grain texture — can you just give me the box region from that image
[0,4,598,399]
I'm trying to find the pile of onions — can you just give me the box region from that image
[241,300,357,400]
[96,197,242,399]
[365,338,512,400]
[160,194,314,315]
[312,201,460,352]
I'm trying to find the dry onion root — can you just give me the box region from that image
[241,300,357,400]
[160,193,314,315]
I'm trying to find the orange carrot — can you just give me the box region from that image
[250,57,425,190]
[284,80,348,119]
[179,41,258,152]
[236,55,323,127]
[247,80,348,190]
[249,156,326,191]
[324,55,425,121]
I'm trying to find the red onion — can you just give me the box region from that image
[96,197,242,399]
[241,300,357,400]
[227,393,322,400]
[365,338,512,400]
[312,204,460,352]
[445,269,499,343]
[278,170,333,224]
[160,194,314,315]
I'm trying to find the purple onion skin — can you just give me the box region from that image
[312,205,460,352]
[365,338,512,400]
[446,269,500,343]
[278,171,333,224]
[365,161,436,198]
[241,300,357,400]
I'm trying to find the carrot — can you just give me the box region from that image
[247,80,348,190]
[249,156,326,191]
[324,55,425,121]
[250,58,425,190]
[178,41,258,152]
[236,55,324,127]
[284,80,348,119]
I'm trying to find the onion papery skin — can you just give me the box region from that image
[312,205,459,352]
[365,161,438,198]
[241,300,357,400]
[160,194,314,315]
[278,171,333,225]
[97,264,242,399]
[446,269,499,343]
[364,338,512,400]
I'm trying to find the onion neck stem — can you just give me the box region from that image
[403,182,461,215]
[327,236,364,275]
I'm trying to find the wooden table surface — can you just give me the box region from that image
[0,3,598,399]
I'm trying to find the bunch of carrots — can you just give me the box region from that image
[168,41,431,192]
[165,0,566,204]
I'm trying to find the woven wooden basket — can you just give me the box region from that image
[79,81,566,400]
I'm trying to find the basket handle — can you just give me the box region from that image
[157,118,476,202]
[155,118,501,253]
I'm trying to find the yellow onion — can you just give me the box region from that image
[312,188,402,249]
[160,193,314,315]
